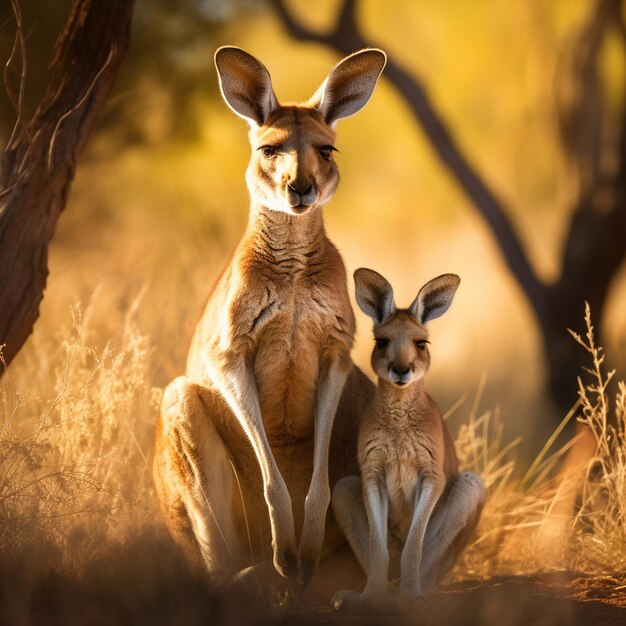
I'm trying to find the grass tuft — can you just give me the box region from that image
[453,303,626,580]
[0,295,156,573]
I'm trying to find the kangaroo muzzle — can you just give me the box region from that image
[286,181,317,212]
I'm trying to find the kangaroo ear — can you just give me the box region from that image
[214,46,278,126]
[354,268,396,325]
[310,48,386,127]
[409,274,460,325]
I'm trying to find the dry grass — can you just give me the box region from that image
[0,294,157,570]
[0,293,624,622]
[453,303,626,580]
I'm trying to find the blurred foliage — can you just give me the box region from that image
[101,0,261,145]
[0,0,259,145]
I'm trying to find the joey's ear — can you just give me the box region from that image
[354,268,396,325]
[214,46,278,125]
[409,274,460,325]
[309,48,386,126]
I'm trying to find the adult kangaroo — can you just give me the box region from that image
[153,47,386,588]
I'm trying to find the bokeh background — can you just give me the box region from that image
[4,0,623,443]
[1,1,626,619]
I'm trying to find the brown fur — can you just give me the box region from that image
[153,47,386,588]
[358,312,459,545]
[331,270,485,613]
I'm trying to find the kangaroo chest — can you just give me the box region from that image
[361,418,443,539]
[252,275,352,441]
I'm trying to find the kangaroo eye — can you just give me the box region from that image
[319,145,336,161]
[260,145,277,158]
[415,340,428,350]
[375,338,389,350]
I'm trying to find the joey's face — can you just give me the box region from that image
[247,107,339,215]
[371,312,431,387]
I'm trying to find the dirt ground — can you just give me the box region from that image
[2,529,624,626]
[313,573,626,626]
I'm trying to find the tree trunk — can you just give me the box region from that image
[540,289,595,415]
[0,0,134,369]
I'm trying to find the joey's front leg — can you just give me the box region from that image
[298,356,350,586]
[399,479,441,600]
[206,356,297,578]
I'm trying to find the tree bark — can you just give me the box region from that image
[0,0,134,369]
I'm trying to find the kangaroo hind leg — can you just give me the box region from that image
[154,376,244,581]
[419,472,485,594]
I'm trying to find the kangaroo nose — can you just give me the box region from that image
[288,181,313,196]
[392,365,411,377]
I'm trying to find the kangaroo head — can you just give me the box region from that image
[354,269,460,387]
[214,47,386,216]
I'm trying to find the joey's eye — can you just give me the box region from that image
[415,340,428,351]
[375,338,389,350]
[260,146,277,158]
[319,145,336,161]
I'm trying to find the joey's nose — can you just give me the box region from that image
[392,365,411,377]
[288,181,313,196]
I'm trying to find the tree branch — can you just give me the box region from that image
[272,0,363,52]
[272,0,331,45]
[4,0,30,147]
[270,0,546,315]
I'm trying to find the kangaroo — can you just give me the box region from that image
[331,269,486,613]
[153,47,386,589]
